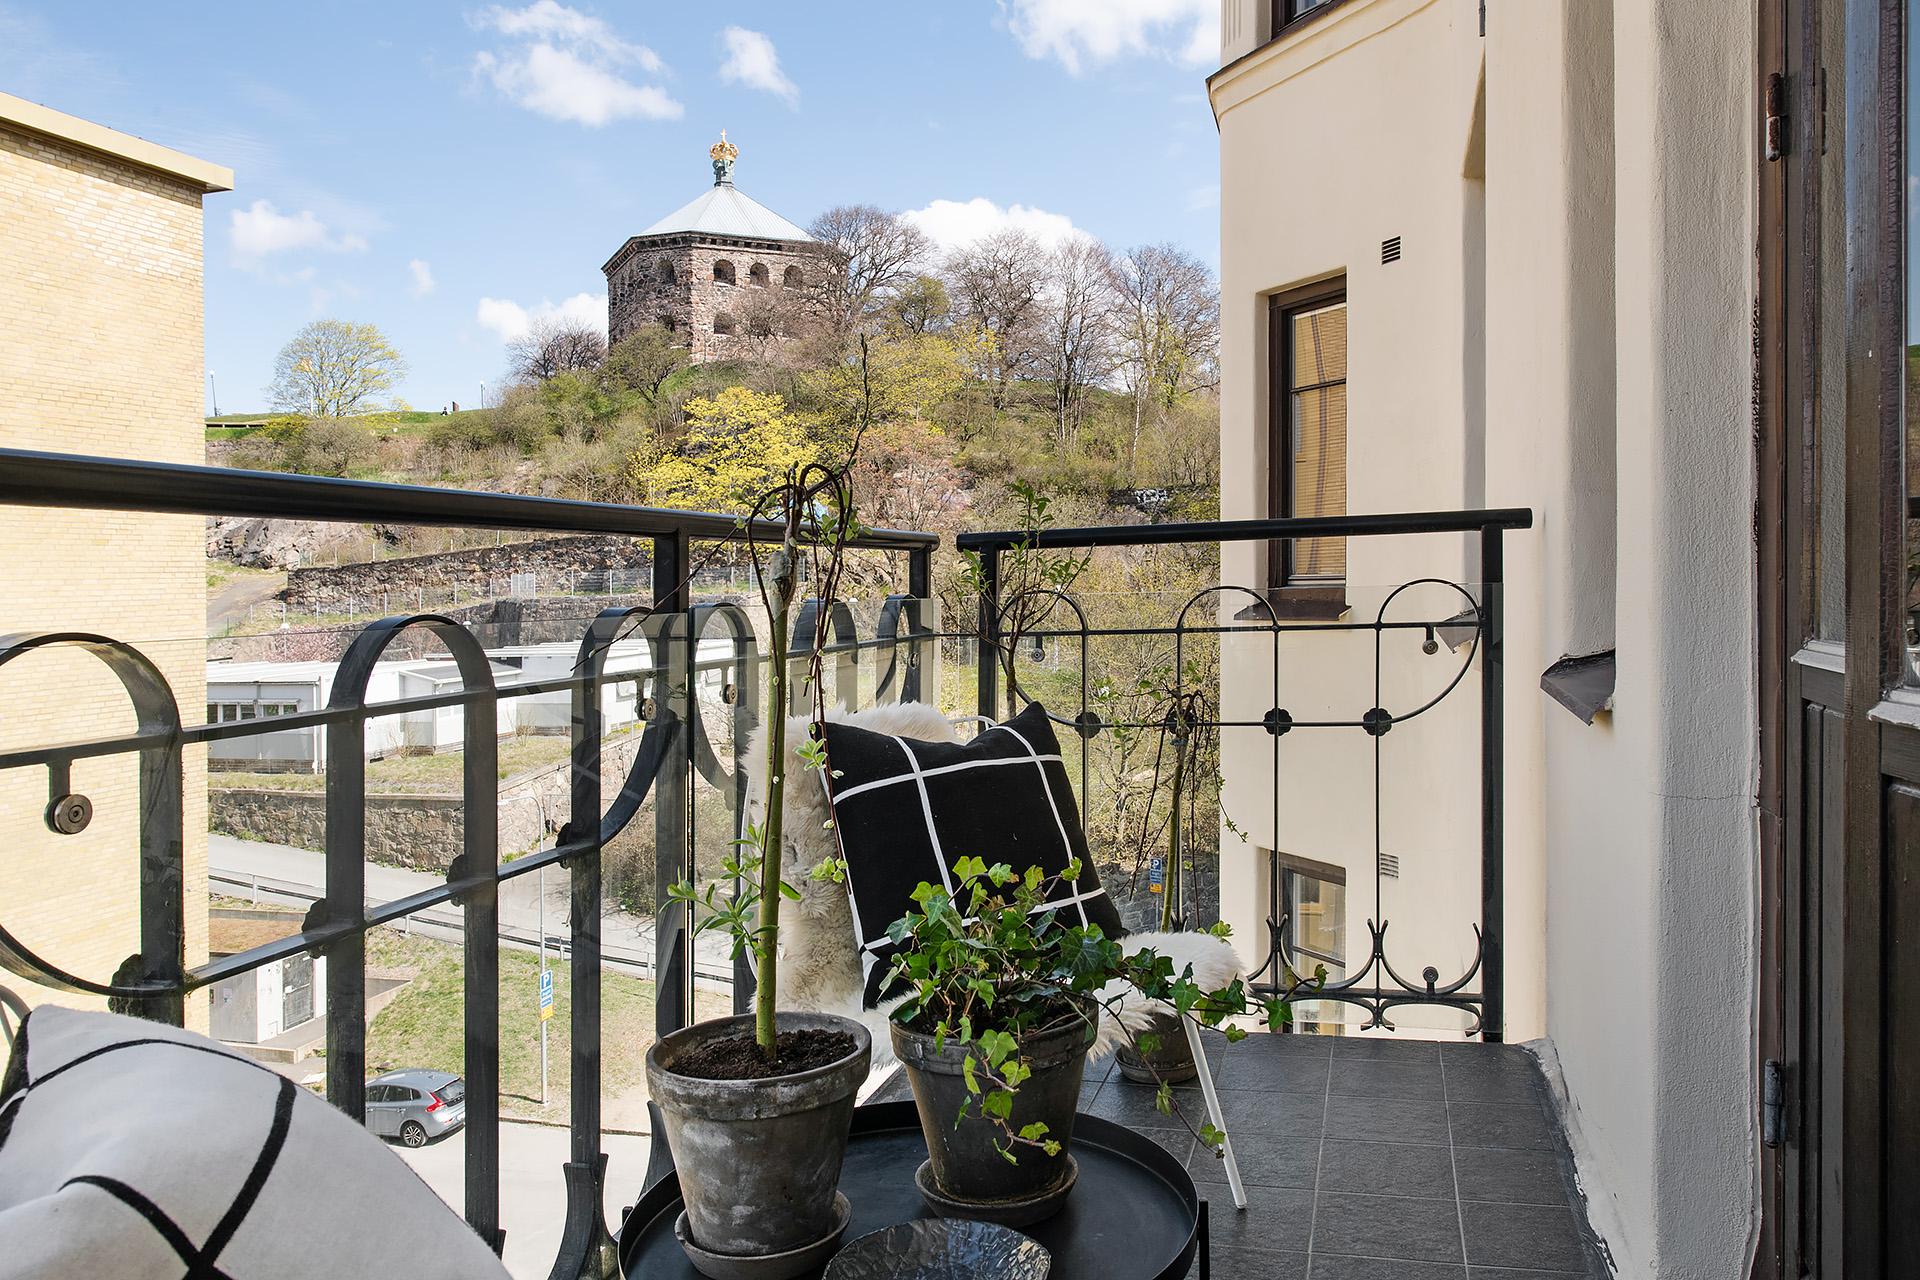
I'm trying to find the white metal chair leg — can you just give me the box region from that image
[1182,1018,1247,1209]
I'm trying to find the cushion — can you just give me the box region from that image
[0,1005,510,1280]
[822,701,1127,1006]
[745,701,963,1022]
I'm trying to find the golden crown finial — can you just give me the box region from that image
[709,130,739,184]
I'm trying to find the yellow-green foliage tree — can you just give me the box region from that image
[641,386,819,513]
[800,331,970,453]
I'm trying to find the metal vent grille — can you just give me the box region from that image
[1380,852,1401,878]
[1381,236,1402,264]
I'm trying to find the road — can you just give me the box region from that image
[208,833,734,984]
[396,1120,653,1280]
[207,570,286,633]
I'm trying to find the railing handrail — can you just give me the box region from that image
[0,447,940,551]
[956,507,1534,551]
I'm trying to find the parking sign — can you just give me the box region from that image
[539,968,554,1021]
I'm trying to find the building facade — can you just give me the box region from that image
[1211,0,1773,1273]
[0,93,230,1033]
[602,135,823,361]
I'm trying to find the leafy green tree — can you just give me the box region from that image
[266,319,407,417]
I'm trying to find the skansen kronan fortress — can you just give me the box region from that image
[602,134,824,362]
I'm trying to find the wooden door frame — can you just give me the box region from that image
[1757,0,1907,1274]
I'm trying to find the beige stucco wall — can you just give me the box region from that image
[1211,0,1510,1039]
[1213,0,1758,1272]
[0,94,230,1036]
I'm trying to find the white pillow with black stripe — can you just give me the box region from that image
[822,701,1126,1007]
[0,1005,510,1280]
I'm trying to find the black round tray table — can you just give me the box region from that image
[619,1100,1206,1280]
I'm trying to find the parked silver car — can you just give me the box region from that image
[364,1069,466,1148]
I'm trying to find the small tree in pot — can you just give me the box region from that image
[884,858,1293,1225]
[650,453,876,1280]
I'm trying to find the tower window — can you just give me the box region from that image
[749,263,770,287]
[713,259,736,286]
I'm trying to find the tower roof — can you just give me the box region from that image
[638,132,815,243]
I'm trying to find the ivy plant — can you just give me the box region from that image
[884,858,1312,1163]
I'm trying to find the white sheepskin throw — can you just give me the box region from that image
[745,701,1248,1067]
[1091,929,1247,1058]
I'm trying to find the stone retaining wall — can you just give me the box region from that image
[211,731,649,868]
[283,535,652,613]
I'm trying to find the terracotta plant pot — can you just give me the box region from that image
[890,1002,1096,1227]
[646,1011,871,1280]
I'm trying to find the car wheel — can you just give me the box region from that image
[400,1121,428,1148]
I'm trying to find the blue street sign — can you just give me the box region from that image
[539,968,554,1020]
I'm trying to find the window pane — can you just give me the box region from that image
[1290,303,1346,388]
[1290,383,1347,578]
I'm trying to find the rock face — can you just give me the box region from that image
[207,517,356,569]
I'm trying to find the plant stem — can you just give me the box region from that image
[756,539,797,1059]
[1161,728,1185,932]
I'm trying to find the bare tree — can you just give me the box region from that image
[1038,236,1118,444]
[807,205,934,340]
[507,318,607,383]
[1107,243,1221,473]
[943,228,1050,412]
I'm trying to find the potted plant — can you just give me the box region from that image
[651,456,874,1280]
[1117,689,1211,1085]
[883,857,1291,1226]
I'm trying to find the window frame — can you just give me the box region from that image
[1269,0,1355,40]
[1266,278,1350,612]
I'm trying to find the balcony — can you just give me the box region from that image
[0,448,1601,1277]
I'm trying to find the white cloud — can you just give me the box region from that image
[475,0,662,69]
[230,199,369,258]
[1002,0,1218,74]
[718,26,798,105]
[471,2,681,125]
[475,292,606,343]
[408,259,436,297]
[901,198,1084,254]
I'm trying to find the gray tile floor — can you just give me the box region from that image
[1074,1032,1612,1279]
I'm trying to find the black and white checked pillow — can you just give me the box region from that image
[822,701,1126,1007]
[0,1005,509,1280]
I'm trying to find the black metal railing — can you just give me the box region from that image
[960,507,1531,1041]
[0,447,937,1278]
[0,445,1529,1276]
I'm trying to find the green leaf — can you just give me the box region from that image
[961,1054,979,1095]
[983,1090,1013,1121]
[1018,1122,1051,1141]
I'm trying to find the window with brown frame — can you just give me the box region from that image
[1271,0,1341,33]
[1268,282,1348,592]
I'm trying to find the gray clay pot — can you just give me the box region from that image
[646,1011,871,1278]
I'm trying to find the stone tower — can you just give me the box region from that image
[602,133,823,362]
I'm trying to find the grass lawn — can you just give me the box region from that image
[365,927,690,1126]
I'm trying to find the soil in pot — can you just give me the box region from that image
[1114,1010,1198,1084]
[673,1028,857,1080]
[892,1002,1095,1227]
[647,1012,871,1280]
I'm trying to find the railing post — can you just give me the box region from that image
[323,706,368,1121]
[1479,525,1505,1042]
[652,531,693,1038]
[976,545,1000,720]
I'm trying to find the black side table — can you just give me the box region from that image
[621,1101,1207,1280]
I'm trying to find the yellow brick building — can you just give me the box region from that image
[0,92,231,1035]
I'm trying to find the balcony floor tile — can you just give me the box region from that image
[877,1033,1609,1278]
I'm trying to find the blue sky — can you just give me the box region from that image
[0,1,1225,412]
